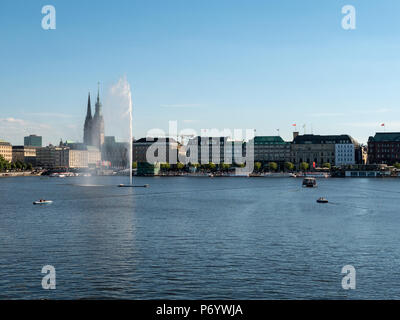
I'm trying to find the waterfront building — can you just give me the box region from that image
[137,162,160,176]
[67,149,89,168]
[251,136,291,169]
[24,135,42,147]
[102,136,128,169]
[0,139,12,162]
[291,133,359,169]
[83,87,105,150]
[133,137,179,164]
[36,145,92,169]
[335,143,355,166]
[87,146,101,167]
[61,141,101,167]
[367,132,400,165]
[344,164,391,177]
[36,146,68,168]
[186,136,244,165]
[12,146,37,165]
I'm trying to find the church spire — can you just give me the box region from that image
[84,92,93,146]
[86,92,92,120]
[95,82,102,116]
[97,82,100,103]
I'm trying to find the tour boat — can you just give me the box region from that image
[302,177,317,187]
[316,197,328,203]
[118,184,149,188]
[33,200,53,205]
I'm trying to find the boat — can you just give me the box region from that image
[316,197,328,203]
[302,177,317,187]
[118,184,149,188]
[33,200,53,205]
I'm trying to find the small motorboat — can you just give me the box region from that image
[302,177,317,187]
[33,199,53,205]
[316,197,328,203]
[118,184,149,188]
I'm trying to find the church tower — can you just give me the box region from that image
[83,93,93,146]
[91,83,105,149]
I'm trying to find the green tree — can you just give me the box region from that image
[268,162,278,172]
[284,161,294,171]
[15,161,22,170]
[322,162,331,169]
[207,162,216,171]
[235,162,245,168]
[27,163,33,171]
[160,163,170,171]
[300,162,309,171]
[394,162,400,169]
[221,163,231,171]
[0,155,6,172]
[132,161,137,169]
[176,162,185,171]
[254,162,262,172]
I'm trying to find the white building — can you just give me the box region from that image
[335,143,355,166]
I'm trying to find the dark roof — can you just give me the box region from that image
[134,137,177,144]
[254,136,288,145]
[293,134,356,145]
[368,132,400,142]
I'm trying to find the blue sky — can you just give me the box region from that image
[1,0,400,145]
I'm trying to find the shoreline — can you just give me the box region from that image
[0,172,42,178]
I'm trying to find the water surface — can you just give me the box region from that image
[1,176,400,299]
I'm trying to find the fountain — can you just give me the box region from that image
[118,78,149,188]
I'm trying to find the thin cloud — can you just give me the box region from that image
[0,117,28,125]
[22,112,79,118]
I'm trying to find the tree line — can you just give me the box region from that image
[0,156,33,172]
[134,161,329,172]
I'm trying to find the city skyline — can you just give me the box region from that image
[1,0,400,145]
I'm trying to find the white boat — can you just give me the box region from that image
[263,172,293,178]
[302,177,317,188]
[33,200,53,205]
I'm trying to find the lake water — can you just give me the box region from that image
[1,176,400,299]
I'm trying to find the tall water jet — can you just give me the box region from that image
[127,82,133,185]
[107,76,148,188]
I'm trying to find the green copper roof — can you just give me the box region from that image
[254,136,288,145]
[369,132,400,142]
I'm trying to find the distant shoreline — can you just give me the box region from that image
[0,172,41,178]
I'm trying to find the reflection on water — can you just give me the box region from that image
[1,176,400,299]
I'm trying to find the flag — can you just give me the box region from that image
[292,124,296,126]
[381,123,385,127]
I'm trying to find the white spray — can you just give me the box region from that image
[127,83,133,185]
[107,76,134,185]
